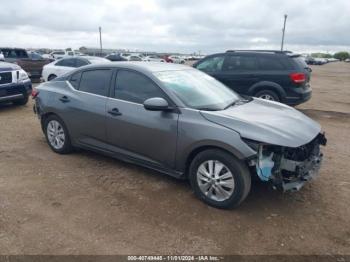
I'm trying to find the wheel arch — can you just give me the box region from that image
[40,112,67,133]
[182,142,252,178]
[248,81,286,100]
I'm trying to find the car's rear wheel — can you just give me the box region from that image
[255,90,280,102]
[44,115,73,154]
[48,74,57,81]
[189,149,251,209]
[13,95,28,106]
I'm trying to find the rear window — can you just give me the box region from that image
[292,56,308,70]
[78,69,111,96]
[258,56,285,70]
[223,56,258,71]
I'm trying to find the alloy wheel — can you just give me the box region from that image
[47,120,65,150]
[196,160,235,202]
[259,94,275,101]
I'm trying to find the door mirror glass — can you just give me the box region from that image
[144,97,170,111]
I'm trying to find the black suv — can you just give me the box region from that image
[193,50,312,105]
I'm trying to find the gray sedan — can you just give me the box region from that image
[33,62,326,208]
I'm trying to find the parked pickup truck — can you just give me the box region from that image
[0,61,32,106]
[0,48,51,80]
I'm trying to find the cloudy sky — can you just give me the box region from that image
[1,0,349,54]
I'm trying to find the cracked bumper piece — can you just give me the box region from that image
[255,133,327,192]
[280,150,323,192]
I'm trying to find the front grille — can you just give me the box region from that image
[0,72,12,85]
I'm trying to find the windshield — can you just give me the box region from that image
[154,69,240,110]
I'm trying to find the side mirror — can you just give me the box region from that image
[144,97,171,111]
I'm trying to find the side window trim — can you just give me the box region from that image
[113,69,173,105]
[222,54,258,71]
[70,68,113,97]
[69,71,82,90]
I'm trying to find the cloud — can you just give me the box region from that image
[0,0,349,53]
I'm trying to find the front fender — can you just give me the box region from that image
[175,109,257,173]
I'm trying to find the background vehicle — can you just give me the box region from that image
[162,55,173,63]
[42,56,110,81]
[127,55,143,61]
[314,58,328,65]
[49,50,66,60]
[105,53,128,62]
[169,55,185,64]
[33,62,325,209]
[0,48,51,80]
[0,52,4,61]
[143,55,165,62]
[0,61,32,105]
[193,50,312,105]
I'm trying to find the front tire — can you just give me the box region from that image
[189,149,251,209]
[44,115,73,154]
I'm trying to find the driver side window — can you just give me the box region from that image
[196,56,224,72]
[114,70,166,104]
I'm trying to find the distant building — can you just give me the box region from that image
[79,46,126,57]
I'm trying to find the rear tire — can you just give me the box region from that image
[254,90,280,102]
[44,115,73,154]
[189,149,251,209]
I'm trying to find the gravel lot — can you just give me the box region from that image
[0,62,349,255]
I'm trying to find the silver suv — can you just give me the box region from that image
[33,62,326,208]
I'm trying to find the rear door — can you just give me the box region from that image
[106,69,179,169]
[62,69,112,146]
[219,54,259,94]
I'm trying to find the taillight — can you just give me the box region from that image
[290,73,306,84]
[31,88,39,98]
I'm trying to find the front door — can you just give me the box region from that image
[106,69,179,169]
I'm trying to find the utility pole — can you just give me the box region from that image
[99,26,103,57]
[281,14,288,51]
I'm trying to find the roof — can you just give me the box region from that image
[84,61,192,73]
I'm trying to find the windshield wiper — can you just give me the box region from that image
[197,107,218,111]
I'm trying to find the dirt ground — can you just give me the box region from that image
[0,62,349,255]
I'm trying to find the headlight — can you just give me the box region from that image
[18,69,29,82]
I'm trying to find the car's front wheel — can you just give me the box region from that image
[189,149,251,209]
[44,115,73,154]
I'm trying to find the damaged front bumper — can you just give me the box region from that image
[251,133,327,192]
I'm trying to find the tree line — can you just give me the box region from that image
[311,51,350,61]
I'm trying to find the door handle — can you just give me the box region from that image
[108,108,122,116]
[59,96,70,103]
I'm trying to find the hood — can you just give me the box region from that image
[200,98,321,148]
[0,62,20,71]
